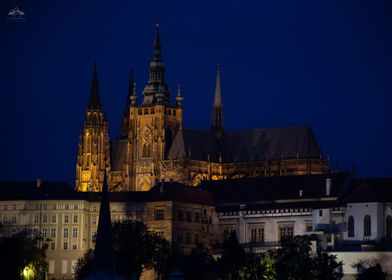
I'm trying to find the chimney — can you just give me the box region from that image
[326,178,332,196]
[299,189,303,197]
[36,178,42,188]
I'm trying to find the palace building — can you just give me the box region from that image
[75,26,330,192]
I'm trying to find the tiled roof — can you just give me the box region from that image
[201,173,351,206]
[167,126,323,162]
[0,181,214,205]
[345,178,392,203]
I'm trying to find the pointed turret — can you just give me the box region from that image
[76,63,110,192]
[142,24,171,104]
[211,64,224,136]
[120,70,136,138]
[93,168,116,273]
[85,166,122,279]
[176,82,183,107]
[88,62,102,109]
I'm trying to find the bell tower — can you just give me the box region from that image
[127,25,183,191]
[76,63,110,192]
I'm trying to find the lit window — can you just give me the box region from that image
[177,210,183,221]
[387,215,392,237]
[72,228,78,238]
[155,209,164,220]
[177,231,183,243]
[195,212,200,223]
[364,215,371,237]
[186,211,192,222]
[348,216,354,237]
[250,227,264,244]
[279,225,294,240]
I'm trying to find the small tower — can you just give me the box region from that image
[125,25,183,191]
[76,63,110,192]
[85,168,122,279]
[176,82,183,107]
[211,64,224,137]
[120,70,136,139]
[142,24,170,104]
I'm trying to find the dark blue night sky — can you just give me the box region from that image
[1,0,391,184]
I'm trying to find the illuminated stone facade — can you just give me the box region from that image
[77,26,330,192]
[76,64,110,192]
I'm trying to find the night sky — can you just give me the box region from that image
[1,0,391,184]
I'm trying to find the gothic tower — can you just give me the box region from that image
[76,63,110,192]
[211,64,224,137]
[126,25,183,191]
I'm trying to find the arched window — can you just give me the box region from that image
[386,215,392,238]
[364,215,371,237]
[348,216,354,237]
[141,128,152,158]
[142,143,151,158]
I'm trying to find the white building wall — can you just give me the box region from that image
[344,202,383,241]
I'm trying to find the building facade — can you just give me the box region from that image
[75,26,330,192]
[1,175,392,278]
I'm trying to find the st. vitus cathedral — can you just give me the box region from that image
[76,26,330,192]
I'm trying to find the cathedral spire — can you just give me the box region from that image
[153,23,162,61]
[142,24,170,104]
[212,63,224,136]
[120,70,136,138]
[88,62,102,109]
[88,166,117,277]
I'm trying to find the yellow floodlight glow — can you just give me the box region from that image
[21,264,35,280]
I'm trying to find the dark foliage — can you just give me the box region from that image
[73,249,94,280]
[73,220,172,279]
[357,263,387,280]
[0,223,48,280]
[181,244,217,280]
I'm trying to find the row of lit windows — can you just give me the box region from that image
[177,231,200,244]
[221,208,313,216]
[31,214,79,224]
[177,209,200,223]
[1,203,81,211]
[1,215,17,224]
[348,215,392,238]
[136,107,177,116]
